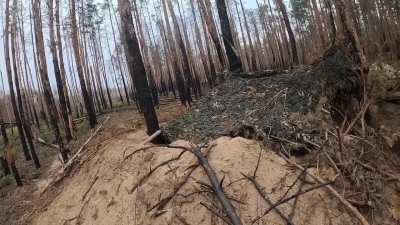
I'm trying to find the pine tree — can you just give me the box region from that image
[117,0,165,143]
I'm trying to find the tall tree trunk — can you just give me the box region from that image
[275,0,299,65]
[165,0,193,105]
[117,0,165,143]
[47,0,73,141]
[215,0,243,72]
[107,0,130,105]
[0,93,10,176]
[4,0,33,162]
[334,0,367,99]
[33,0,68,163]
[4,0,32,185]
[334,0,366,67]
[159,1,188,106]
[190,0,214,88]
[198,0,225,69]
[55,0,74,139]
[69,0,97,128]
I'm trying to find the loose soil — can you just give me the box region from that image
[0,101,185,225]
[31,132,356,225]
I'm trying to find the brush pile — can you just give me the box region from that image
[168,48,400,224]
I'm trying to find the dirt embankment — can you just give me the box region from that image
[32,131,356,225]
[0,102,184,225]
[167,49,400,224]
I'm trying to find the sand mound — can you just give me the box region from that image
[32,131,356,225]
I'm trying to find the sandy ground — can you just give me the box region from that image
[31,110,357,225]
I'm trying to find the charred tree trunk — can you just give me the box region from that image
[215,0,243,72]
[275,0,299,65]
[118,0,166,144]
[198,0,225,69]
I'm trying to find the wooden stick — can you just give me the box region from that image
[279,153,371,225]
[200,202,233,225]
[142,130,162,145]
[40,117,111,195]
[81,171,100,202]
[252,181,333,224]
[192,146,244,225]
[344,101,371,135]
[63,116,110,170]
[242,174,294,225]
[37,137,59,149]
[129,150,187,194]
[148,164,199,212]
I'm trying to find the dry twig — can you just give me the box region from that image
[251,181,333,224]
[200,202,233,225]
[242,173,294,225]
[129,150,187,194]
[279,153,372,225]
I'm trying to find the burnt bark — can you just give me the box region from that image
[215,0,243,72]
[276,0,299,65]
[118,0,167,144]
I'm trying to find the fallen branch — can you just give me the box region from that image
[129,150,187,194]
[252,181,333,224]
[191,146,244,225]
[122,144,192,163]
[175,212,192,225]
[344,100,371,135]
[64,116,111,171]
[121,129,163,159]
[81,171,100,202]
[288,175,306,221]
[148,163,199,212]
[279,153,372,225]
[384,91,400,102]
[148,145,214,212]
[40,117,110,195]
[242,174,294,225]
[200,202,232,225]
[37,137,59,149]
[354,159,399,181]
[142,130,162,144]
